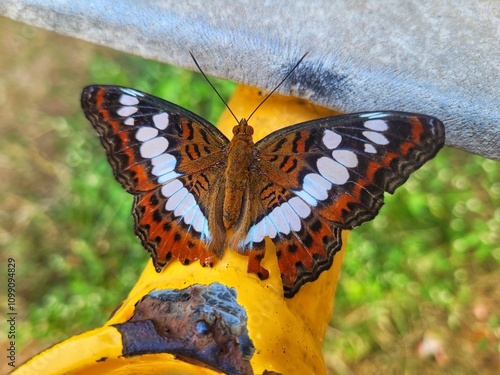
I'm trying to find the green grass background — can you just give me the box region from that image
[1,18,499,374]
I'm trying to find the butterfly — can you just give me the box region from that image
[81,84,445,298]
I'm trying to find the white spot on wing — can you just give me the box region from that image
[317,156,349,185]
[185,206,208,238]
[364,119,388,131]
[140,137,169,158]
[192,213,209,237]
[280,202,301,231]
[153,113,169,130]
[157,170,182,184]
[303,173,331,200]
[182,205,197,225]
[322,129,342,149]
[242,197,311,246]
[165,187,188,211]
[161,178,183,197]
[174,192,196,217]
[269,206,290,235]
[191,209,205,233]
[244,226,256,248]
[252,220,267,243]
[265,217,277,239]
[157,180,211,240]
[151,153,176,177]
[363,131,389,145]
[117,106,138,117]
[136,127,159,142]
[121,88,144,97]
[152,153,174,166]
[358,112,387,119]
[119,94,140,106]
[200,217,211,240]
[364,144,377,154]
[292,188,318,206]
[180,204,211,241]
[288,196,311,218]
[124,117,135,126]
[332,150,358,168]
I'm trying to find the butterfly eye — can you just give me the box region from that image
[232,125,240,135]
[246,126,254,135]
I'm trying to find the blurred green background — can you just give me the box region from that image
[1,17,499,374]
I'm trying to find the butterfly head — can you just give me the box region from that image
[232,118,254,138]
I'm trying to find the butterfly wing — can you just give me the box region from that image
[81,85,229,270]
[233,111,445,297]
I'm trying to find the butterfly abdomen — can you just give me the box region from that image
[223,120,255,229]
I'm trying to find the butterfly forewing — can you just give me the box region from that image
[81,85,229,269]
[254,111,444,227]
[235,112,444,296]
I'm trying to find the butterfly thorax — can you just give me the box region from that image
[223,119,255,229]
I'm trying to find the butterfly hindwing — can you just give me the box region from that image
[81,85,229,268]
[234,112,444,296]
[232,173,345,297]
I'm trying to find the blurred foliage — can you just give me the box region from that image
[326,147,500,372]
[3,26,499,373]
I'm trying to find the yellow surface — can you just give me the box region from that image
[13,84,347,375]
[12,326,220,375]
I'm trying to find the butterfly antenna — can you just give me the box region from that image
[189,52,239,123]
[246,52,308,122]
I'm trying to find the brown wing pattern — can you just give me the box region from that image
[81,85,229,270]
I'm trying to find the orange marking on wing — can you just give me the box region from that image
[365,160,381,180]
[280,156,297,172]
[180,118,192,138]
[94,90,122,133]
[319,177,371,223]
[128,163,158,191]
[294,131,310,153]
[185,144,199,161]
[351,178,370,197]
[116,130,136,151]
[276,219,332,291]
[136,191,217,268]
[114,134,157,191]
[400,141,414,156]
[409,117,424,142]
[319,193,356,222]
[94,89,106,116]
[379,151,399,167]
[110,120,122,133]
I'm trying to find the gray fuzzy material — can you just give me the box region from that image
[2,0,499,159]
